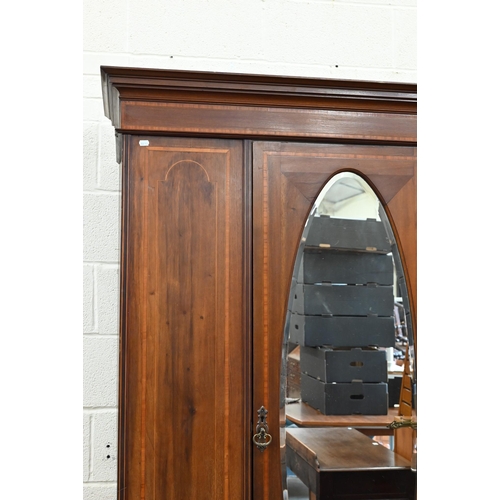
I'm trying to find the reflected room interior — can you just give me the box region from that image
[280,172,416,500]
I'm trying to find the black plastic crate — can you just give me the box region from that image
[301,250,394,286]
[301,373,388,415]
[291,283,394,317]
[305,216,392,254]
[289,313,396,348]
[301,346,388,383]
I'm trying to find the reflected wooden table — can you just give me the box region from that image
[286,427,416,500]
[286,401,403,436]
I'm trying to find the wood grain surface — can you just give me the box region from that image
[101,67,417,500]
[120,136,250,500]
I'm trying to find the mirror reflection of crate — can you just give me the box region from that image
[296,217,394,415]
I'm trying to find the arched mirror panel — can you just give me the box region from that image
[280,172,416,499]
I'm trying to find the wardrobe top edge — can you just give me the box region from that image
[100,65,417,98]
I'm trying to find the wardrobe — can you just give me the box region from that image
[101,66,417,500]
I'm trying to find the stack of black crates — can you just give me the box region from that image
[290,216,396,415]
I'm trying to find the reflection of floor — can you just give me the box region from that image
[286,421,309,499]
[372,434,392,449]
[287,474,309,500]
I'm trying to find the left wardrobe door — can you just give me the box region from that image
[120,136,251,500]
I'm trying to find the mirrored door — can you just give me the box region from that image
[251,142,417,499]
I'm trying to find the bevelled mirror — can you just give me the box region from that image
[280,171,416,499]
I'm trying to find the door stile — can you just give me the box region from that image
[243,140,254,500]
[117,134,131,498]
[252,142,289,500]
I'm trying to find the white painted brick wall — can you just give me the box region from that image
[83,336,119,408]
[98,124,121,192]
[84,484,120,500]
[92,411,119,482]
[83,414,91,481]
[83,193,121,263]
[96,265,120,335]
[83,123,98,191]
[83,1,416,497]
[83,265,96,333]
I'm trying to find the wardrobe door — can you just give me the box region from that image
[120,136,251,500]
[252,141,417,498]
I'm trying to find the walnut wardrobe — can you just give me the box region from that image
[101,67,417,500]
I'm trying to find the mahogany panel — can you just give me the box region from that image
[385,173,417,337]
[252,141,416,497]
[120,100,416,143]
[121,136,250,500]
[101,66,416,144]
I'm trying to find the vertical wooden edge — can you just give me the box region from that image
[117,135,130,500]
[379,157,417,428]
[252,141,291,500]
[394,427,416,462]
[251,141,263,497]
[385,161,417,353]
[410,159,417,355]
[243,140,254,500]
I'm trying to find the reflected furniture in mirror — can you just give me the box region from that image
[282,171,416,499]
[286,427,415,500]
[101,67,416,500]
